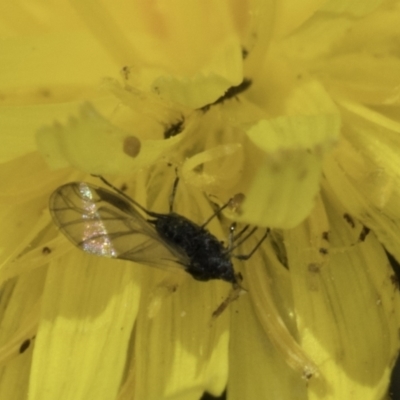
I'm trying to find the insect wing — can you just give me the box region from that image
[49,182,187,268]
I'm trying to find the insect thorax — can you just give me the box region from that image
[153,213,236,284]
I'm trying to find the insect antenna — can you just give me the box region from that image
[91,174,158,217]
[201,201,231,228]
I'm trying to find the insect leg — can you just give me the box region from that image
[169,173,180,213]
[227,223,250,251]
[233,224,250,242]
[227,223,236,250]
[232,228,270,260]
[212,281,244,318]
[227,226,258,254]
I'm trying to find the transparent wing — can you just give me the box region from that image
[49,182,189,269]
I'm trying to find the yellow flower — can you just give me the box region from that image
[1,1,400,399]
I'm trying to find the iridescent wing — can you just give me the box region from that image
[49,182,189,269]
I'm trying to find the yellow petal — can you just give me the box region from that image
[320,54,400,105]
[239,81,340,228]
[0,1,85,36]
[151,71,243,109]
[0,349,30,400]
[0,192,50,263]
[285,192,400,399]
[241,236,318,379]
[0,99,116,163]
[36,103,182,175]
[0,268,45,400]
[277,14,352,62]
[0,152,69,203]
[273,0,327,39]
[29,252,140,400]
[333,5,400,56]
[228,291,308,399]
[131,269,230,399]
[321,0,383,16]
[0,31,116,93]
[71,0,243,77]
[324,101,400,261]
[0,94,119,166]
[68,0,248,108]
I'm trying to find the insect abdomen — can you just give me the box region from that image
[154,213,236,283]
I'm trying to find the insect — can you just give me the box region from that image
[164,118,185,139]
[200,78,252,111]
[49,175,268,289]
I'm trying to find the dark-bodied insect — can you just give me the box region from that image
[164,118,185,139]
[199,78,252,112]
[19,339,31,354]
[49,175,268,290]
